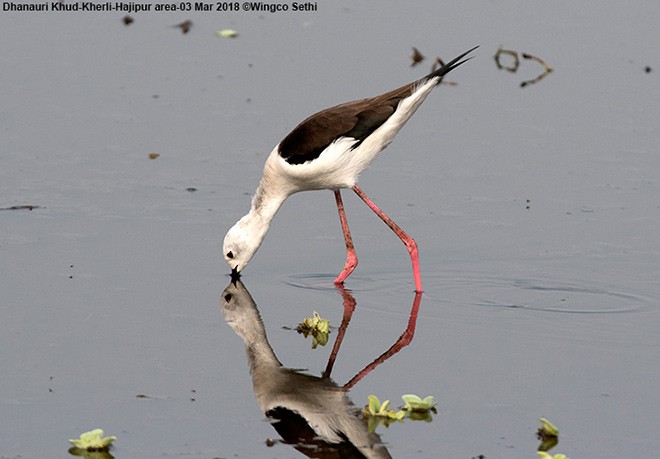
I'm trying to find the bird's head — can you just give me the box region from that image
[223,213,270,276]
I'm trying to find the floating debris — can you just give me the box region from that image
[645,65,652,73]
[520,52,553,87]
[174,19,192,34]
[216,28,238,38]
[494,47,520,72]
[148,153,159,160]
[410,47,425,67]
[122,15,133,25]
[494,47,552,87]
[0,205,40,211]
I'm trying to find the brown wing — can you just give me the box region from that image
[277,83,415,165]
[277,46,478,165]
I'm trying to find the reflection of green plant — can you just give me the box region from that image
[537,453,570,459]
[68,449,114,459]
[401,394,437,413]
[68,429,116,452]
[296,312,330,348]
[363,395,405,432]
[537,417,559,451]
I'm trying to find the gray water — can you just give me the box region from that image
[2,1,659,458]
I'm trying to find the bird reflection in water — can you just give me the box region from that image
[220,278,422,458]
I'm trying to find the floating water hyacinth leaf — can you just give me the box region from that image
[537,417,559,451]
[68,429,116,452]
[537,453,570,459]
[410,47,425,67]
[217,29,238,38]
[363,395,405,432]
[401,394,438,413]
[364,395,405,419]
[296,312,330,348]
[538,417,559,437]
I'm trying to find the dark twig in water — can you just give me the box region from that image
[520,52,553,87]
[410,47,425,67]
[494,47,553,87]
[0,205,40,211]
[174,20,192,34]
[494,47,520,72]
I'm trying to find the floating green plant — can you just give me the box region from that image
[537,453,570,459]
[68,429,116,452]
[363,395,405,432]
[216,29,238,38]
[296,311,330,348]
[401,394,437,413]
[538,417,559,437]
[400,394,437,422]
[537,417,559,451]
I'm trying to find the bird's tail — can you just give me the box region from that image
[424,45,479,83]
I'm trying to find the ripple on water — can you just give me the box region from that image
[284,272,652,314]
[427,273,652,314]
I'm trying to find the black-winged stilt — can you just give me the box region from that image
[224,46,478,292]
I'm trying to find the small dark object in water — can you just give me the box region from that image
[175,20,193,34]
[0,205,40,211]
[410,47,425,67]
[122,15,134,25]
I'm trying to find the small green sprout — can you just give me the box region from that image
[296,312,330,348]
[68,429,116,452]
[401,394,438,413]
[363,395,405,432]
[216,29,238,38]
[537,453,570,459]
[537,417,559,451]
[538,417,559,437]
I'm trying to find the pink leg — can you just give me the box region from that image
[333,190,358,285]
[352,185,423,293]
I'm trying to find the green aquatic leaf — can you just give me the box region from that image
[216,29,238,38]
[367,395,382,415]
[68,429,116,451]
[539,417,559,437]
[401,394,437,412]
[537,452,570,459]
[364,395,405,420]
[297,312,330,348]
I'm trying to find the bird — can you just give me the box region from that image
[223,46,478,293]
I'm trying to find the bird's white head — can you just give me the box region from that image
[223,213,270,275]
